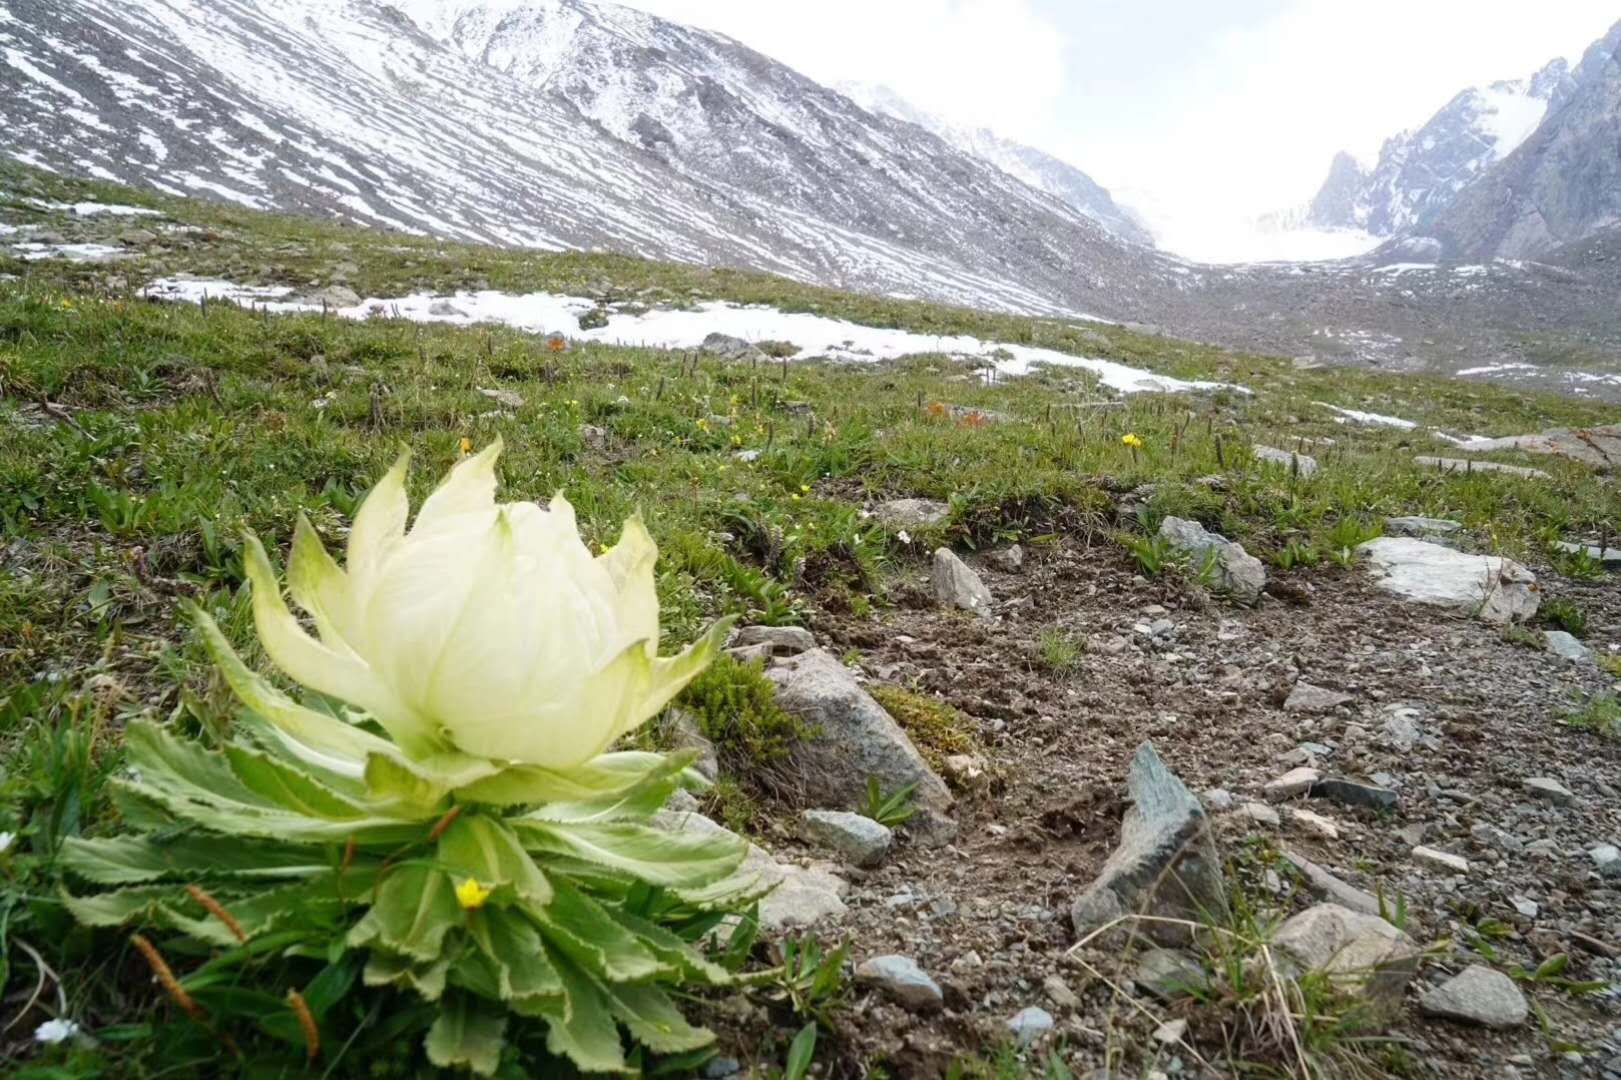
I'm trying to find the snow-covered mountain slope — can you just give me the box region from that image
[0,0,1165,318]
[1421,19,1621,261]
[1304,59,1574,236]
[837,81,1153,248]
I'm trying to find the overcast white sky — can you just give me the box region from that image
[616,0,1618,259]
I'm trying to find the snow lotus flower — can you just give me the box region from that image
[240,438,726,771]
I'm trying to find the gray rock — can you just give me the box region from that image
[476,386,525,409]
[800,810,893,867]
[1202,787,1236,812]
[1290,808,1341,840]
[1420,965,1529,1028]
[1413,846,1470,874]
[759,864,849,932]
[664,708,719,781]
[873,498,949,529]
[1264,767,1321,801]
[1159,517,1266,604]
[1133,948,1207,1002]
[766,650,954,843]
[1006,1006,1054,1047]
[1283,851,1381,916]
[1271,904,1419,1010]
[1545,631,1594,663]
[1358,538,1539,624]
[1285,682,1353,714]
[302,284,360,308]
[1554,540,1621,565]
[580,424,608,449]
[701,332,768,362]
[1523,777,1575,805]
[1311,777,1398,811]
[855,955,942,1012]
[986,544,1025,572]
[1590,844,1621,878]
[1070,743,1228,943]
[1238,802,1281,828]
[428,299,466,317]
[1253,445,1318,477]
[1385,516,1463,538]
[1449,427,1621,471]
[732,624,816,656]
[931,548,993,618]
[1381,707,1422,751]
[1413,456,1551,480]
[1042,974,1080,1010]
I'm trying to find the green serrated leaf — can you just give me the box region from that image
[364,949,454,1002]
[363,753,452,815]
[535,949,627,1074]
[60,833,334,885]
[608,907,733,987]
[512,820,747,888]
[347,863,460,962]
[533,878,666,982]
[600,980,714,1054]
[468,907,564,1003]
[425,993,506,1077]
[437,813,552,906]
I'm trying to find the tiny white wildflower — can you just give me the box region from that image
[35,1018,80,1044]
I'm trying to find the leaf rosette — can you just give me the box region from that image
[61,442,765,1074]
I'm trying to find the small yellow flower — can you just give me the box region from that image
[799,484,811,494]
[458,437,473,456]
[1121,433,1144,450]
[455,878,492,910]
[791,493,801,502]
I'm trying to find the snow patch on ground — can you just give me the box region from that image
[140,279,1247,396]
[9,243,129,262]
[27,198,162,217]
[1316,402,1418,430]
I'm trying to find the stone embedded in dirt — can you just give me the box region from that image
[766,649,955,844]
[1413,845,1470,874]
[1069,742,1229,944]
[1590,844,1621,878]
[1006,1006,1054,1047]
[1202,788,1236,812]
[1544,631,1594,663]
[1290,808,1341,840]
[1381,707,1423,751]
[1133,947,1207,1002]
[1357,538,1539,624]
[1283,851,1381,916]
[1420,965,1529,1028]
[1252,444,1318,477]
[986,544,1025,572]
[1385,516,1463,539]
[1264,767,1321,802]
[580,424,607,449]
[654,808,846,932]
[1310,777,1398,811]
[854,954,943,1012]
[1554,540,1621,565]
[799,809,892,868]
[476,386,524,409]
[1522,777,1575,805]
[759,864,849,932]
[1042,974,1080,1011]
[1285,682,1353,714]
[942,753,987,788]
[1413,455,1552,480]
[930,548,994,618]
[301,284,360,308]
[726,642,774,665]
[873,498,950,529]
[1471,822,1523,853]
[700,332,768,363]
[1271,904,1419,1010]
[732,624,816,656]
[1158,516,1267,604]
[1453,425,1621,470]
[1238,802,1281,827]
[1153,1018,1189,1046]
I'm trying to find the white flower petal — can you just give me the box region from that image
[411,437,503,535]
[347,449,410,582]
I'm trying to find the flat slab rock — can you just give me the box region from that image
[799,809,892,867]
[1272,903,1418,1009]
[1385,516,1462,538]
[1357,537,1539,624]
[873,498,949,528]
[766,649,955,843]
[1420,965,1529,1028]
[1456,425,1621,470]
[1252,444,1318,477]
[1070,742,1228,943]
[1285,682,1352,714]
[855,954,942,1012]
[1414,455,1551,480]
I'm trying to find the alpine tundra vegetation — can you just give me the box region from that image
[1,144,1620,1078]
